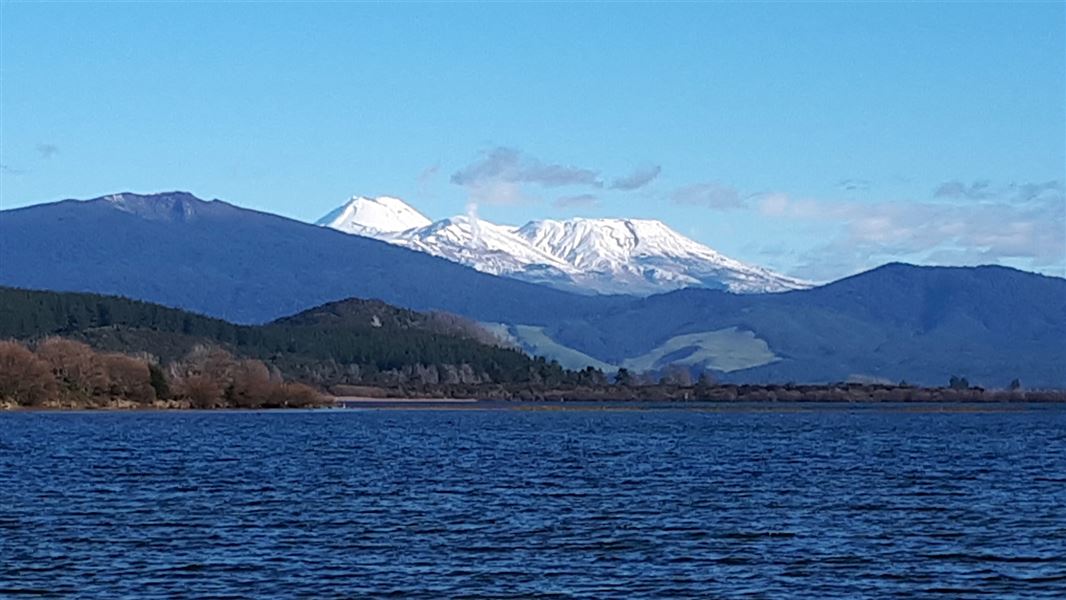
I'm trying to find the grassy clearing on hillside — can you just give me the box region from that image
[511,325,615,372]
[621,327,778,373]
[506,324,778,375]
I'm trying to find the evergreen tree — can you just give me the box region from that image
[148,363,170,399]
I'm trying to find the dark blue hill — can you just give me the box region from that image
[546,263,1066,387]
[0,192,623,325]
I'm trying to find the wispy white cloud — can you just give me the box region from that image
[934,179,1062,202]
[36,143,59,159]
[553,193,599,209]
[757,187,1065,280]
[671,182,745,210]
[934,179,997,200]
[451,146,602,190]
[464,179,539,206]
[838,178,871,192]
[609,165,661,191]
[416,162,440,196]
[417,162,439,186]
[450,146,602,206]
[1009,180,1063,202]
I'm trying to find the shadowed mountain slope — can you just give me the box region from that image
[0,192,625,324]
[541,264,1066,387]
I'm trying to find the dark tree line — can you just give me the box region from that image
[0,286,586,389]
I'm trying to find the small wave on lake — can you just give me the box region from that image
[2,406,1065,598]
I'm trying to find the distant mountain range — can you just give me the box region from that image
[3,191,1064,387]
[0,191,621,325]
[525,263,1066,388]
[317,196,809,294]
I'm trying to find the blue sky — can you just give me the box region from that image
[2,2,1063,280]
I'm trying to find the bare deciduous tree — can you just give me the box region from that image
[101,353,155,404]
[35,337,108,397]
[0,341,56,406]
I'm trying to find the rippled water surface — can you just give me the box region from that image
[2,406,1065,598]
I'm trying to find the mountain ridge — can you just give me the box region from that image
[317,195,810,295]
[530,261,1066,387]
[0,191,626,325]
[4,191,1063,388]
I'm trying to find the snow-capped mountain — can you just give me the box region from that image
[516,218,808,294]
[316,195,431,235]
[316,196,809,295]
[391,216,582,288]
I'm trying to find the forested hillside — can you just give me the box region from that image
[0,286,571,388]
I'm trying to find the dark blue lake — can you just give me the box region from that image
[2,406,1065,598]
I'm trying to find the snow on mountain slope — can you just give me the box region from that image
[317,196,810,295]
[390,216,581,286]
[315,196,431,235]
[517,218,809,294]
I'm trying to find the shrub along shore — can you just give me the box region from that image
[0,338,325,410]
[3,335,1063,410]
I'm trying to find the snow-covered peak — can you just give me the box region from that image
[316,196,431,236]
[395,215,579,277]
[516,217,723,271]
[316,196,810,295]
[517,217,809,294]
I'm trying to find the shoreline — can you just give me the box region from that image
[333,398,1066,412]
[334,396,480,404]
[5,398,1066,414]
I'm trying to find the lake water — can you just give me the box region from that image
[2,406,1065,598]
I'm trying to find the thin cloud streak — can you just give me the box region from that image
[934,179,996,200]
[610,165,661,190]
[36,144,59,159]
[671,182,745,210]
[934,179,1062,202]
[416,162,440,196]
[417,162,440,186]
[553,193,599,209]
[451,147,602,189]
[838,178,871,192]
